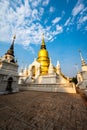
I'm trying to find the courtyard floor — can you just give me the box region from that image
[0,91,87,130]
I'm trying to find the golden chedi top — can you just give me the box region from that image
[37,34,50,75]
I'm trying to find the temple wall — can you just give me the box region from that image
[77,71,87,89]
[0,75,19,94]
[38,75,57,84]
[0,61,19,94]
[82,71,87,80]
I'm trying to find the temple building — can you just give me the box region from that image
[0,36,19,94]
[19,35,76,93]
[77,51,87,89]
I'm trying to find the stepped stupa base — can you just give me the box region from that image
[19,83,76,93]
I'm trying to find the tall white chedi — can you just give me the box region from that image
[77,50,87,89]
[0,35,19,94]
[79,50,87,71]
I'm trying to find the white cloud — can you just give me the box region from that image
[64,1,87,31]
[32,9,40,20]
[52,25,63,35]
[44,25,63,39]
[56,25,63,32]
[0,0,64,50]
[52,17,61,24]
[44,19,48,24]
[64,17,71,26]
[79,16,87,23]
[77,15,87,30]
[72,2,84,16]
[23,45,35,54]
[85,26,87,31]
[39,7,44,16]
[62,11,65,17]
[49,6,55,13]
[31,1,40,7]
[42,0,49,6]
[80,7,87,15]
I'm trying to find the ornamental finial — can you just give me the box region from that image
[41,33,46,49]
[42,33,44,39]
[13,35,16,40]
[78,49,86,66]
[78,49,83,60]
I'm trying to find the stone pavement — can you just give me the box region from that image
[0,91,87,130]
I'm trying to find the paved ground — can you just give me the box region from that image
[0,91,87,130]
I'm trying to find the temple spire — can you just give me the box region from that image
[79,50,86,66]
[48,57,54,74]
[6,35,16,56]
[37,33,50,75]
[49,58,53,67]
[56,61,60,68]
[41,33,46,49]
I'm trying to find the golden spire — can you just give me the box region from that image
[41,33,46,49]
[37,33,50,75]
[42,33,44,45]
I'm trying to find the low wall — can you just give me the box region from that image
[19,83,76,93]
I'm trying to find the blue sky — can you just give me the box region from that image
[0,0,87,77]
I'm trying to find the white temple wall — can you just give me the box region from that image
[82,72,87,80]
[0,75,19,94]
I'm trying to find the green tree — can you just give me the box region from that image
[71,77,78,84]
